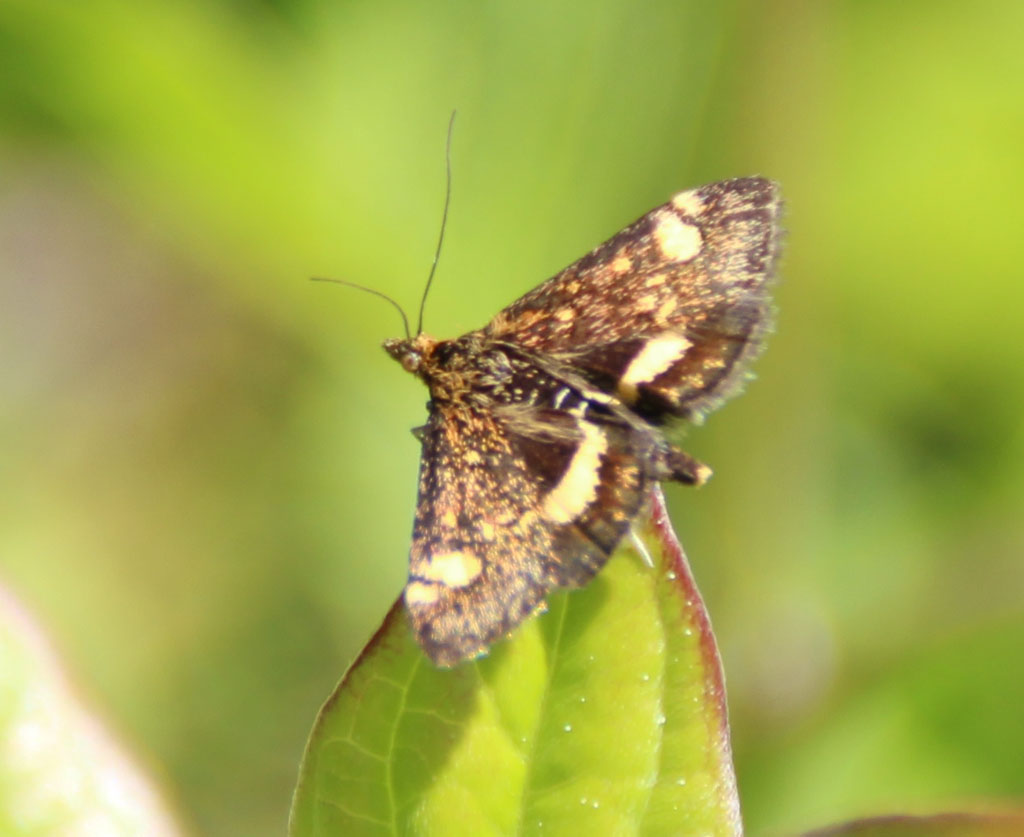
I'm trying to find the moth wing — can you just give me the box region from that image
[405,400,652,666]
[484,177,780,418]
[545,309,765,423]
[487,177,780,347]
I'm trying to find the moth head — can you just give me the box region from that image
[383,333,438,375]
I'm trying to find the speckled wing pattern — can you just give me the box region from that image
[386,177,781,666]
[405,391,653,665]
[486,177,779,422]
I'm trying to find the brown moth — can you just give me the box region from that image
[385,177,781,666]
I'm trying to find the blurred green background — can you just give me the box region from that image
[2,0,1023,834]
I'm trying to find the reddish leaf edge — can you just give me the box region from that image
[803,810,1024,836]
[648,483,741,830]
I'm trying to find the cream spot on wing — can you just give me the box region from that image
[652,211,702,262]
[440,509,458,528]
[555,308,575,322]
[480,520,496,541]
[617,333,693,402]
[645,272,667,287]
[655,298,678,322]
[636,294,658,312]
[566,280,581,293]
[464,449,482,465]
[612,254,632,273]
[671,189,704,216]
[541,422,608,523]
[420,550,483,588]
[405,582,441,606]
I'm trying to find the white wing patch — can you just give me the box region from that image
[617,333,693,403]
[419,550,483,588]
[405,581,441,605]
[651,210,702,263]
[670,188,705,217]
[540,422,608,523]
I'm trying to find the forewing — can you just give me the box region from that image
[405,398,652,666]
[485,177,781,419]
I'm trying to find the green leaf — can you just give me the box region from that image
[0,588,181,837]
[290,488,740,836]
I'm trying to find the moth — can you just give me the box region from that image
[384,177,781,666]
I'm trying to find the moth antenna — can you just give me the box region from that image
[310,277,412,340]
[416,110,456,336]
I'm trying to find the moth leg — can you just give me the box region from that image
[655,445,713,486]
